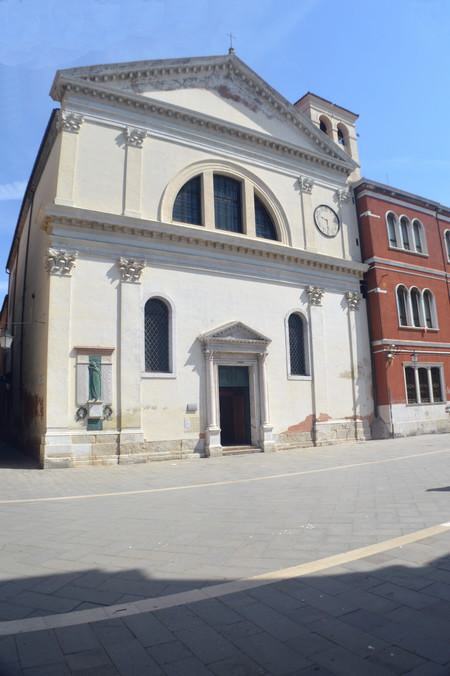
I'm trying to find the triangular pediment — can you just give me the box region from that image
[51,54,355,169]
[201,321,270,344]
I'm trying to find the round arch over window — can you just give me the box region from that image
[400,216,411,250]
[319,115,331,136]
[386,212,398,247]
[336,123,350,154]
[161,160,291,245]
[144,298,170,373]
[396,285,409,326]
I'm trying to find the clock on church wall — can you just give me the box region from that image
[314,205,340,238]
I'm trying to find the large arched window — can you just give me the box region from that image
[400,217,411,250]
[255,195,277,240]
[397,285,408,326]
[410,288,422,327]
[288,313,306,376]
[145,298,170,373]
[173,175,202,225]
[422,290,436,329]
[213,175,243,233]
[387,212,398,247]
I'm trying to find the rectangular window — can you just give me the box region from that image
[418,367,430,403]
[405,367,417,404]
[431,367,443,402]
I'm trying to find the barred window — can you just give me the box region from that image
[431,368,443,402]
[418,368,430,403]
[255,195,277,240]
[288,313,306,376]
[173,175,202,225]
[214,175,242,233]
[145,298,170,372]
[404,364,444,405]
[405,367,417,404]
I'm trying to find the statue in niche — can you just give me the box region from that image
[88,356,102,401]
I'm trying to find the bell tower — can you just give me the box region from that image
[295,92,360,180]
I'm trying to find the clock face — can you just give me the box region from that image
[314,205,340,238]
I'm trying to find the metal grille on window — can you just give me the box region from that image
[405,367,417,403]
[213,175,243,233]
[145,299,169,372]
[288,314,306,376]
[418,368,430,403]
[255,195,277,240]
[431,367,443,402]
[173,175,202,225]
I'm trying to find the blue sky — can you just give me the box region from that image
[1,0,449,299]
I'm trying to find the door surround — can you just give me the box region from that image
[200,321,274,456]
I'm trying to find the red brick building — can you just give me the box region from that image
[354,179,450,438]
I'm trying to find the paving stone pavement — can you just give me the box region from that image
[0,434,449,674]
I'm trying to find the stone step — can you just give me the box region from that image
[276,442,314,451]
[222,445,262,456]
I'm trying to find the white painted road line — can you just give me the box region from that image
[0,521,448,636]
[0,447,449,506]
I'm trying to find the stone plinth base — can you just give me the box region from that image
[314,419,370,446]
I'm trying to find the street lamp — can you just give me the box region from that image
[386,344,396,363]
[0,330,13,350]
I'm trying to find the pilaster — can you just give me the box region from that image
[335,188,350,260]
[117,257,145,455]
[55,111,83,207]
[123,127,146,218]
[204,349,222,456]
[258,351,275,452]
[306,285,329,444]
[345,290,366,440]
[298,175,316,251]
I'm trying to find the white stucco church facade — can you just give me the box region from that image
[4,53,374,467]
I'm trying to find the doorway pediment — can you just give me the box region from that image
[201,321,270,351]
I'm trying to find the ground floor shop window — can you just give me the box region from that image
[404,365,444,404]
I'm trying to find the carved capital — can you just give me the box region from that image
[306,285,324,306]
[345,291,361,310]
[57,111,84,134]
[298,175,314,194]
[46,248,78,275]
[335,188,350,205]
[118,257,145,283]
[125,126,146,148]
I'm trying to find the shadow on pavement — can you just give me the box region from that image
[426,486,450,492]
[0,545,450,674]
[0,443,39,470]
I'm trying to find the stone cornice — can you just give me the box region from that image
[54,76,352,175]
[43,206,368,278]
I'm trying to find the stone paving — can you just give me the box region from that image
[0,434,449,674]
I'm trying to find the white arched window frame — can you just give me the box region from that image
[421,289,438,329]
[444,229,450,262]
[409,287,423,328]
[386,211,400,248]
[285,310,311,380]
[412,219,426,254]
[396,284,410,326]
[142,294,176,378]
[161,160,291,245]
[399,216,412,251]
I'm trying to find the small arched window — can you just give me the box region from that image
[173,175,202,225]
[400,217,411,250]
[213,175,243,233]
[445,231,450,261]
[319,116,330,136]
[412,220,424,253]
[288,313,306,376]
[145,298,170,373]
[387,213,398,247]
[423,290,435,328]
[397,286,408,326]
[410,288,422,327]
[254,195,278,240]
